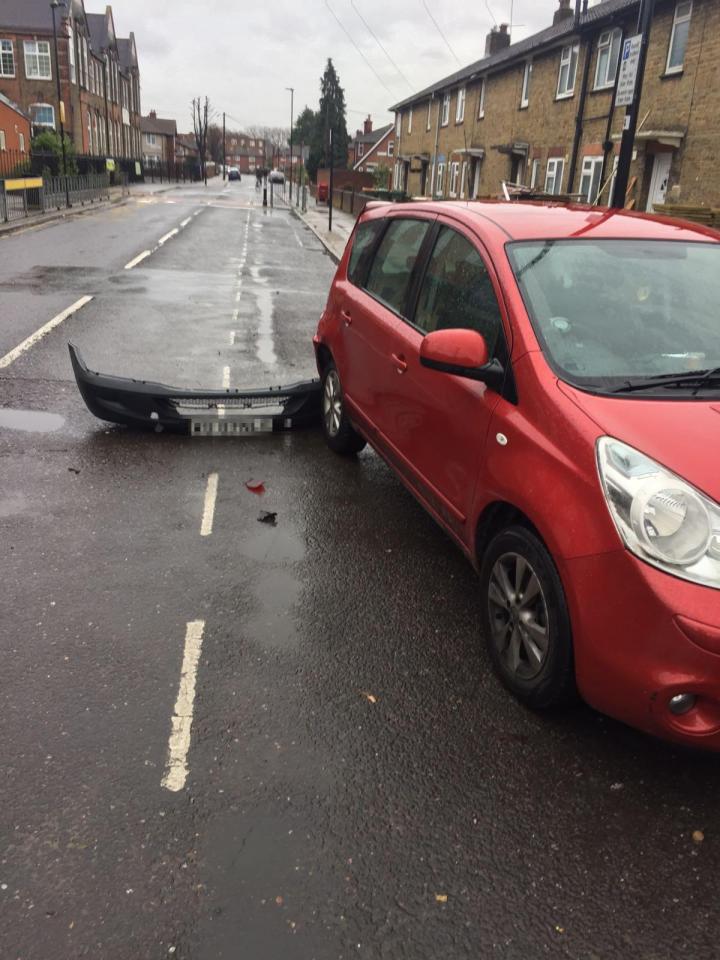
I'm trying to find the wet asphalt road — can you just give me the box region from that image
[2,177,720,960]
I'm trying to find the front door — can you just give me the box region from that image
[379,221,509,541]
[646,152,672,212]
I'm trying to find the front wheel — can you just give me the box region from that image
[479,525,575,709]
[321,362,366,455]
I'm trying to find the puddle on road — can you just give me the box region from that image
[249,265,277,366]
[246,568,302,649]
[0,409,65,433]
[237,524,305,564]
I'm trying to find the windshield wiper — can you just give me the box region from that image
[612,369,720,394]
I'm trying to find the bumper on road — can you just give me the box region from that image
[68,342,321,436]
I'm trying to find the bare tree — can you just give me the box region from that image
[192,97,214,184]
[207,124,224,165]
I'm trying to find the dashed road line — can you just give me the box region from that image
[230,330,236,345]
[222,365,231,390]
[158,227,179,246]
[124,250,152,270]
[0,296,94,369]
[180,217,192,228]
[200,472,219,537]
[161,619,206,792]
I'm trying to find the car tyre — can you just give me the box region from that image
[321,362,366,455]
[479,525,575,709]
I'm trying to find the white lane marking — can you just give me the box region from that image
[0,296,94,369]
[161,620,206,792]
[231,308,239,323]
[229,330,236,345]
[235,290,241,303]
[222,366,230,390]
[124,250,151,270]
[180,217,192,228]
[158,227,179,246]
[200,472,219,537]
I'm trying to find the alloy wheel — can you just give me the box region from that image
[323,369,342,438]
[487,552,550,681]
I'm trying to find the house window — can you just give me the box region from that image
[521,62,532,107]
[81,36,88,88]
[19,132,25,153]
[146,133,157,146]
[426,99,432,131]
[460,161,468,198]
[594,29,621,89]
[441,93,450,126]
[358,143,364,157]
[387,140,394,156]
[478,78,486,118]
[435,161,446,196]
[449,161,460,197]
[0,130,6,150]
[456,87,466,123]
[1,39,15,77]
[24,40,52,80]
[29,103,56,128]
[667,1,692,73]
[579,156,604,203]
[557,44,579,98]
[545,158,565,195]
[396,113,401,136]
[408,108,413,133]
[530,158,541,188]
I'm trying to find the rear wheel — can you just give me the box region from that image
[479,525,575,709]
[321,362,366,455]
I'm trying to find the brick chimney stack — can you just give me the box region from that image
[363,115,373,135]
[553,0,574,24]
[485,23,510,56]
[149,109,157,119]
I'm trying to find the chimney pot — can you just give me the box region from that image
[485,23,511,55]
[363,115,373,135]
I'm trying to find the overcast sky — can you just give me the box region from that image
[110,0,562,134]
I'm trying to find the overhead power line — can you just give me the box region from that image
[350,1,414,92]
[421,0,462,67]
[324,0,398,98]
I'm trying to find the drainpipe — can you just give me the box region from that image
[597,26,626,204]
[574,0,582,26]
[430,94,441,198]
[567,28,594,195]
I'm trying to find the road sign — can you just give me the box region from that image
[615,34,643,107]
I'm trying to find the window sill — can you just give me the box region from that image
[590,82,615,93]
[519,103,529,110]
[555,91,574,101]
[661,68,684,79]
[454,119,465,126]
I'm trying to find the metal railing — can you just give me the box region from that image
[0,172,112,223]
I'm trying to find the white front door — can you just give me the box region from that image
[646,152,672,212]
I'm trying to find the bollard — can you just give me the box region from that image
[263,185,267,207]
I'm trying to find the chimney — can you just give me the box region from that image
[363,115,373,135]
[553,0,574,25]
[485,23,510,56]
[149,109,157,119]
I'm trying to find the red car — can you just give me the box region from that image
[314,199,720,749]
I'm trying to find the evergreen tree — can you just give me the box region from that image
[318,58,348,171]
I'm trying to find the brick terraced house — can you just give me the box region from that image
[390,0,719,210]
[0,0,142,162]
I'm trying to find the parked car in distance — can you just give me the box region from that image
[314,199,720,749]
[268,169,285,184]
[228,167,241,181]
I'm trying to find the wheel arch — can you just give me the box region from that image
[474,500,547,566]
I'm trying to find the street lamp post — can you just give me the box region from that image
[50,0,71,207]
[286,86,294,201]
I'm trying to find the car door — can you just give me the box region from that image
[378,220,511,543]
[334,215,434,444]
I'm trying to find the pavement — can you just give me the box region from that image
[274,183,356,263]
[3,176,720,960]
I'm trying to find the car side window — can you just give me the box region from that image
[348,219,385,287]
[414,226,503,355]
[364,218,429,317]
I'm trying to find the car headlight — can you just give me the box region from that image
[597,437,720,588]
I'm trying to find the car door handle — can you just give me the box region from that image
[391,353,408,374]
[341,309,352,325]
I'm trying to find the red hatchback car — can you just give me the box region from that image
[314,200,720,749]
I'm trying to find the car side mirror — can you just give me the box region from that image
[419,328,505,391]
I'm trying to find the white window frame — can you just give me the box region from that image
[449,160,460,197]
[19,132,26,153]
[29,103,56,128]
[545,157,565,195]
[0,130,6,151]
[435,161,446,196]
[408,108,413,134]
[530,158,541,189]
[396,112,401,136]
[666,1,693,74]
[67,26,76,83]
[456,87,466,123]
[594,29,622,89]
[0,39,15,78]
[556,44,579,99]
[441,93,450,127]
[24,40,52,80]
[478,78,486,119]
[387,140,394,157]
[146,132,157,146]
[358,143,364,158]
[460,161,468,199]
[426,98,432,131]
[579,155,604,204]
[521,62,532,108]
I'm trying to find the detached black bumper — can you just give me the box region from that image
[69,343,322,435]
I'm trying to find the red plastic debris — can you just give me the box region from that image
[245,480,266,495]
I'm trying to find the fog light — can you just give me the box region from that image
[669,693,697,715]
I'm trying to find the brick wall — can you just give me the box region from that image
[0,97,31,152]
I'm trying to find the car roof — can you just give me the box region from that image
[368,200,720,245]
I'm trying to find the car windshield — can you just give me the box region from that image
[507,239,720,394]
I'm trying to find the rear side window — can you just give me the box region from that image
[364,218,429,317]
[414,226,503,355]
[348,219,384,286]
